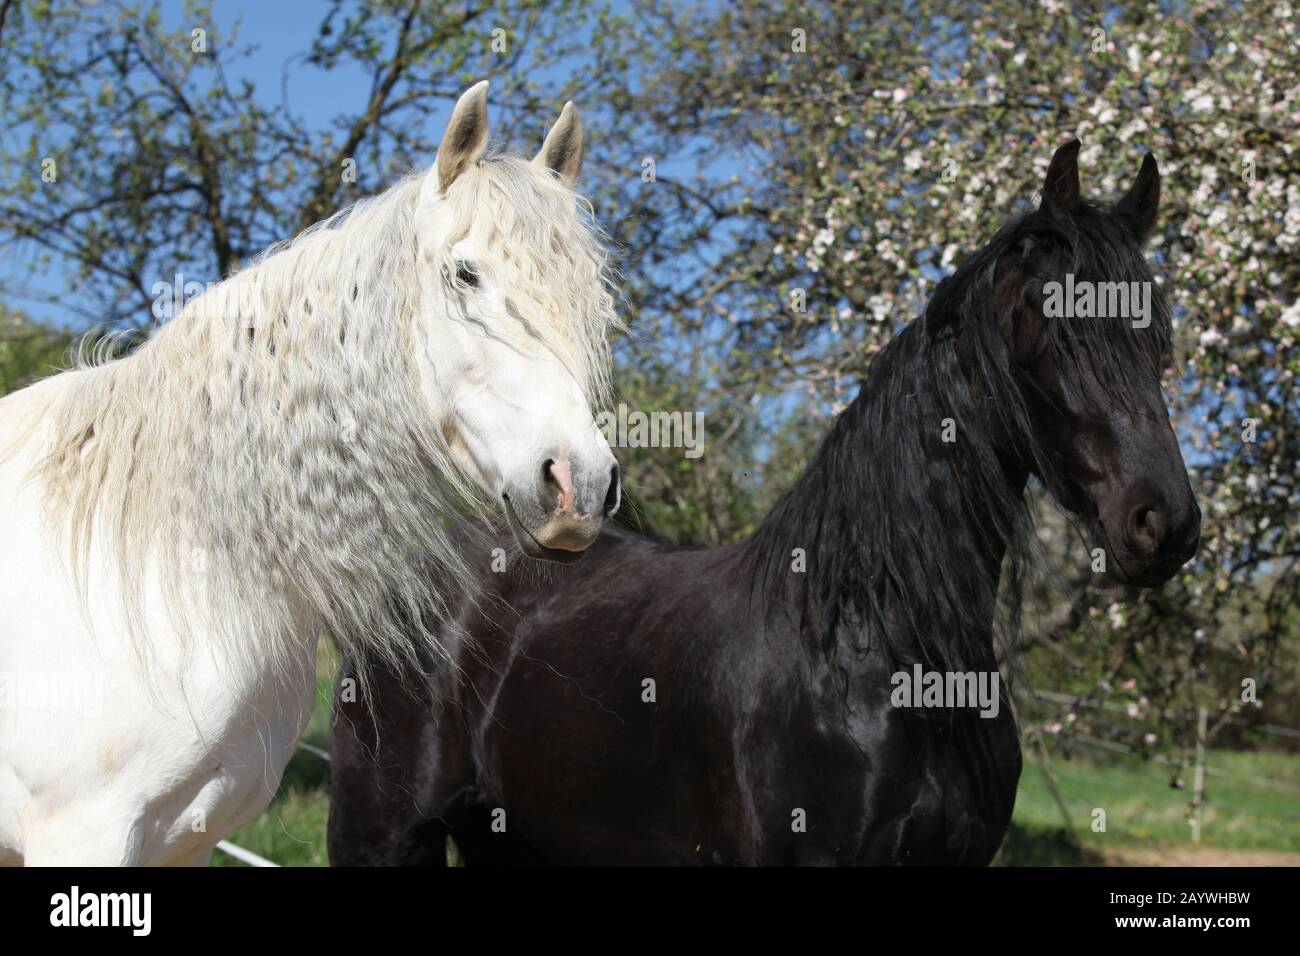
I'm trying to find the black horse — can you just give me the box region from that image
[329,142,1200,866]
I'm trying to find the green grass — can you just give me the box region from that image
[215,675,1300,866]
[1004,744,1300,863]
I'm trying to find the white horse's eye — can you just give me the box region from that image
[454,261,480,289]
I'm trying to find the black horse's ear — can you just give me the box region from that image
[1041,139,1081,212]
[1114,152,1160,241]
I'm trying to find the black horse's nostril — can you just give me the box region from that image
[602,463,621,518]
[1127,503,1165,557]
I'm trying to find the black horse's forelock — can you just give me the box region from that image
[746,198,1173,680]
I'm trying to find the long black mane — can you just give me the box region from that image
[746,200,1173,677]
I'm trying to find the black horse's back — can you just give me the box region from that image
[332,520,1021,865]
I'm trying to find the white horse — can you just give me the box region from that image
[0,81,620,865]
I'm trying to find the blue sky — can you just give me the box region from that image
[5,0,701,329]
[215,1,365,122]
[4,1,369,327]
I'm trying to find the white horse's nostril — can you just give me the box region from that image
[602,463,621,518]
[542,458,577,514]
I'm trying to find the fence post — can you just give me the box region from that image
[1030,727,1078,842]
[1189,704,1208,844]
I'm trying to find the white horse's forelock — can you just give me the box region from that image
[22,152,619,689]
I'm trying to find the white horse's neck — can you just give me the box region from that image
[31,175,473,683]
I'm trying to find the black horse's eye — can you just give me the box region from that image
[454,262,479,289]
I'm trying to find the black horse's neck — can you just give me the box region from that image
[745,316,1032,676]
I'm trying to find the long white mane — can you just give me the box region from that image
[23,153,618,684]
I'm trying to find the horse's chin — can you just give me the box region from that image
[1104,561,1173,588]
[1096,525,1185,588]
[502,494,589,565]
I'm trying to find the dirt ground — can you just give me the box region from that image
[1086,845,1300,867]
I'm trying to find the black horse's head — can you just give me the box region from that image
[929,140,1200,587]
[990,140,1199,585]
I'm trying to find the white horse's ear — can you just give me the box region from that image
[431,80,490,196]
[533,101,584,187]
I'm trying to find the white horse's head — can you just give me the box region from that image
[414,82,620,562]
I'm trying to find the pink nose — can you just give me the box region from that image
[539,456,620,521]
[543,458,581,516]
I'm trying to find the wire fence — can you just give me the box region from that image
[1024,687,1300,743]
[1022,686,1300,794]
[1019,684,1300,851]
